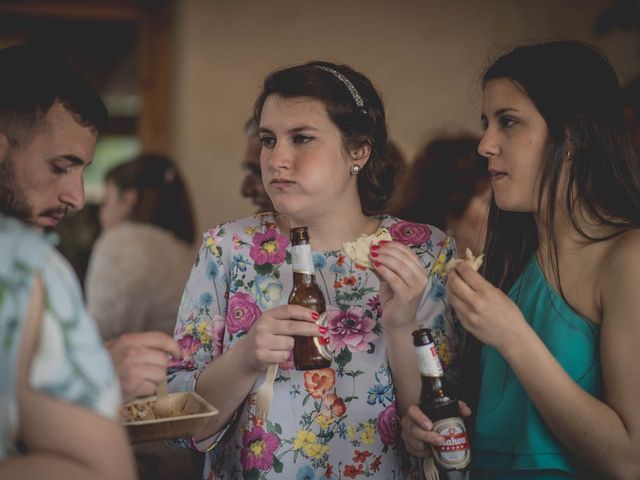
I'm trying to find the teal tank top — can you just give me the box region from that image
[472,256,601,479]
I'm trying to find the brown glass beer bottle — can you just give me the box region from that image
[412,328,470,480]
[289,226,331,370]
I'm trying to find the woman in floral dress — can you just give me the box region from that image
[169,61,461,479]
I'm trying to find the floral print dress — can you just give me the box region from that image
[169,213,460,480]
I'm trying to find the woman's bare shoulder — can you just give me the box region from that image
[600,228,640,302]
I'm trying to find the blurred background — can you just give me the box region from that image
[1,0,638,284]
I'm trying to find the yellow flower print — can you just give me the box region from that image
[347,425,357,440]
[261,240,278,254]
[205,237,221,256]
[303,442,329,459]
[438,343,451,366]
[315,412,334,429]
[185,324,194,335]
[244,226,257,236]
[360,421,375,445]
[199,332,211,345]
[293,430,316,450]
[197,322,208,334]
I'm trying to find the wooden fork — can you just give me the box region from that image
[152,376,173,418]
[254,363,279,421]
[423,456,440,480]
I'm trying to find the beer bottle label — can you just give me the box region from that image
[415,341,444,377]
[292,244,314,274]
[431,417,471,470]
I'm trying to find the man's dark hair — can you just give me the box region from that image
[0,44,108,146]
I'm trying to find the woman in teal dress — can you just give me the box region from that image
[402,41,640,479]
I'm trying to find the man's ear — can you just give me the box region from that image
[121,188,138,212]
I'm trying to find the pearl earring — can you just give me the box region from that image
[351,164,362,175]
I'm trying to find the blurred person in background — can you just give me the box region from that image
[396,135,490,254]
[85,153,200,480]
[0,44,136,479]
[241,117,274,213]
[86,153,196,341]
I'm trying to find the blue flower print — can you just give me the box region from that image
[233,254,248,272]
[331,261,347,276]
[313,254,326,270]
[297,464,315,480]
[429,282,446,302]
[367,383,393,406]
[206,261,219,280]
[199,292,214,306]
[252,274,284,310]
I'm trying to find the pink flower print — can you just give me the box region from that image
[177,330,202,360]
[249,229,289,265]
[241,425,280,471]
[227,291,262,334]
[327,305,378,353]
[211,315,225,356]
[377,403,399,447]
[389,221,432,246]
[367,295,382,318]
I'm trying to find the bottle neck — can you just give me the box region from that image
[292,243,314,276]
[293,271,317,285]
[414,341,444,378]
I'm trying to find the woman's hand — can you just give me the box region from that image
[401,402,472,457]
[243,304,323,372]
[446,262,527,351]
[371,241,428,330]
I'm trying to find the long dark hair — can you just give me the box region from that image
[254,61,400,215]
[482,41,640,294]
[105,153,196,244]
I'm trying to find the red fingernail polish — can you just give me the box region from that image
[374,261,381,267]
[370,251,379,257]
[370,245,379,251]
[311,312,320,320]
[379,240,390,245]
[318,326,328,334]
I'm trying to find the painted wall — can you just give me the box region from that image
[172,0,639,234]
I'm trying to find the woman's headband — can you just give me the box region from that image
[315,65,368,115]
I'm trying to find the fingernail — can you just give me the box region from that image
[370,245,379,251]
[311,312,320,320]
[370,251,379,257]
[435,437,445,446]
[318,326,328,334]
[379,240,390,245]
[374,261,381,267]
[422,421,432,430]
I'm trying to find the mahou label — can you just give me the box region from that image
[431,417,471,470]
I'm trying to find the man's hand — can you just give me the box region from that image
[106,331,180,403]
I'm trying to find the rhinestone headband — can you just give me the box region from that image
[315,65,368,115]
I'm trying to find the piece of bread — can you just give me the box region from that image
[342,228,392,268]
[446,247,484,272]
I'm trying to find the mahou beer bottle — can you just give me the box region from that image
[412,328,470,479]
[289,226,331,370]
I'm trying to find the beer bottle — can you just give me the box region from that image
[289,226,331,370]
[412,328,470,479]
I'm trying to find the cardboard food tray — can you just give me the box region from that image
[122,391,218,443]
